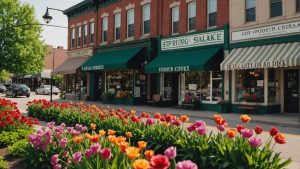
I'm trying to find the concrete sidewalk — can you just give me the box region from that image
[57,99,300,129]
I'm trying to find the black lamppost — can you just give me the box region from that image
[42,7,64,102]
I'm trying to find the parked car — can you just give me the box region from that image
[0,84,7,93]
[5,84,30,98]
[36,85,60,95]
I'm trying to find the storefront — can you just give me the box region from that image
[145,26,229,111]
[82,39,157,105]
[221,21,300,114]
[52,48,92,100]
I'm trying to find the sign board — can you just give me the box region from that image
[68,49,93,58]
[161,30,224,51]
[225,60,286,70]
[134,87,141,97]
[232,21,300,42]
[188,84,197,91]
[257,80,264,87]
[82,65,104,71]
[158,66,190,73]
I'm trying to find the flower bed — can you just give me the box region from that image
[26,99,291,169]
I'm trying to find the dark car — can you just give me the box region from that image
[5,84,30,98]
[0,85,7,93]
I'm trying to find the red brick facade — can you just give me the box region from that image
[45,45,68,70]
[66,0,229,50]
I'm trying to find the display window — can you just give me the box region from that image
[268,69,279,103]
[236,69,264,103]
[183,71,222,104]
[106,70,133,99]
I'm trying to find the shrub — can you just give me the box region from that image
[8,139,30,157]
[0,129,32,147]
[0,157,8,169]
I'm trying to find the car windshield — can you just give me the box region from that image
[18,84,28,89]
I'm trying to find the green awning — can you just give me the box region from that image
[82,47,143,71]
[145,47,222,73]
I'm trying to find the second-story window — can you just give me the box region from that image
[83,24,88,45]
[142,4,150,35]
[188,1,196,31]
[77,26,81,47]
[172,6,179,34]
[71,28,75,48]
[127,9,135,37]
[102,17,108,42]
[208,0,217,27]
[270,0,282,17]
[245,0,256,22]
[114,13,121,40]
[90,22,94,44]
[297,0,300,12]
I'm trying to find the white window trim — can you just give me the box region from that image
[101,12,109,18]
[113,7,122,14]
[89,18,95,22]
[171,6,179,35]
[126,3,135,10]
[169,1,180,8]
[127,8,135,38]
[141,0,151,6]
[114,13,121,40]
[142,4,151,35]
[187,1,196,31]
[207,0,217,28]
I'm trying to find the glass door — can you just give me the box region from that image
[284,70,299,113]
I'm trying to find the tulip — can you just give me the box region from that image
[90,123,96,130]
[236,124,246,133]
[84,148,94,158]
[119,141,129,153]
[227,128,237,139]
[164,146,177,159]
[59,137,68,148]
[215,117,226,125]
[99,130,106,136]
[270,127,279,137]
[73,135,83,144]
[126,132,133,138]
[150,154,170,169]
[240,114,251,123]
[101,148,112,160]
[51,154,59,166]
[179,115,189,123]
[90,143,101,153]
[154,112,161,119]
[126,147,140,159]
[145,118,156,125]
[196,126,206,135]
[241,129,253,138]
[217,125,225,132]
[72,151,82,164]
[254,125,263,134]
[132,159,150,169]
[248,137,262,148]
[108,129,115,135]
[274,133,286,144]
[138,141,147,150]
[176,160,198,169]
[89,134,100,143]
[53,164,62,169]
[144,150,154,160]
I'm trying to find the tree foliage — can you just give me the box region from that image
[0,70,10,83]
[0,0,47,75]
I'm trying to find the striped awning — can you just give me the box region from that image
[221,42,300,70]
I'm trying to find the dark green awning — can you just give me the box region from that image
[145,47,222,73]
[82,47,143,71]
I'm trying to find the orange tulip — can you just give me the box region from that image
[144,150,154,160]
[108,129,115,135]
[119,141,129,153]
[90,123,96,130]
[73,135,83,144]
[240,114,251,123]
[213,114,222,120]
[179,115,189,123]
[132,159,150,169]
[84,133,91,139]
[126,147,140,159]
[215,117,226,125]
[108,135,118,145]
[227,128,237,139]
[89,134,100,143]
[138,141,147,150]
[126,132,133,138]
[117,136,127,143]
[274,133,286,144]
[99,130,106,136]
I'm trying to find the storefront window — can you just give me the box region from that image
[268,69,278,103]
[212,72,222,101]
[163,74,174,100]
[106,70,133,98]
[134,70,146,98]
[66,74,75,93]
[236,69,264,103]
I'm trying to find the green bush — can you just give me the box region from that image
[0,157,8,169]
[8,139,30,157]
[0,129,32,147]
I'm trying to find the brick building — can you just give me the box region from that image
[63,0,230,111]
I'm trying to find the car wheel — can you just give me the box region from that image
[12,93,17,98]
[36,91,38,94]
[43,91,45,95]
[26,94,30,98]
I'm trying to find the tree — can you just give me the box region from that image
[0,0,47,75]
[0,70,10,83]
[53,75,63,87]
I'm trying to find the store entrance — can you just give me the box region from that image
[163,73,179,105]
[284,70,299,113]
[93,72,103,101]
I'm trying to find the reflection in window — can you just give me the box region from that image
[270,0,282,17]
[164,74,174,100]
[236,69,264,103]
[188,1,196,31]
[106,70,133,97]
[172,6,179,34]
[127,9,135,37]
[208,0,217,27]
[245,0,256,22]
[142,4,150,35]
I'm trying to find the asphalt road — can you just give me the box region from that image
[1,92,299,168]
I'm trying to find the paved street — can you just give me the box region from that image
[1,93,299,168]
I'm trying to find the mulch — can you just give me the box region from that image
[0,148,23,169]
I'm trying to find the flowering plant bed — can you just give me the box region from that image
[25,99,292,169]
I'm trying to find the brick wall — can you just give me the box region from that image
[45,45,68,70]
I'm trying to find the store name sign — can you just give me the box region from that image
[161,30,224,51]
[232,21,300,42]
[82,65,104,71]
[158,66,190,72]
[68,49,93,58]
[226,60,286,70]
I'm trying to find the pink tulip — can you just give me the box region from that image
[51,154,59,166]
[84,149,94,158]
[176,160,198,169]
[248,137,262,148]
[90,143,101,154]
[241,129,253,138]
[164,146,177,159]
[72,151,82,164]
[217,125,225,132]
[100,148,112,160]
[196,126,206,135]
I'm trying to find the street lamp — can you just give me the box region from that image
[42,7,64,102]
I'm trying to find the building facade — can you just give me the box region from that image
[221,0,300,113]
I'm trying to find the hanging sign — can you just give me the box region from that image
[232,21,300,42]
[82,65,104,71]
[68,49,93,58]
[158,66,190,73]
[225,60,286,70]
[161,30,224,51]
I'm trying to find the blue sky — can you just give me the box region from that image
[20,0,83,48]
